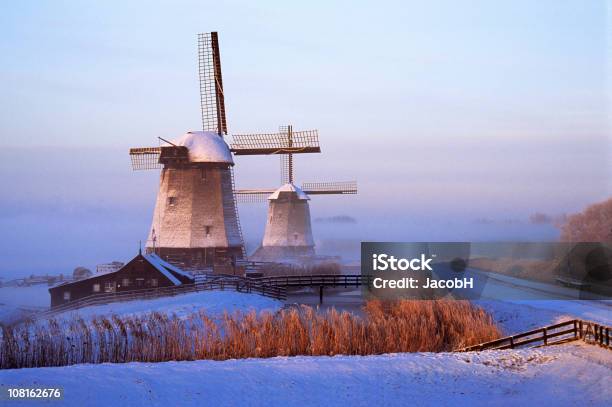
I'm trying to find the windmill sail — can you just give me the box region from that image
[198,32,227,136]
[234,189,275,203]
[129,147,162,170]
[301,181,357,195]
[230,129,320,155]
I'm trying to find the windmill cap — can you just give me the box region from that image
[172,131,234,164]
[268,183,310,200]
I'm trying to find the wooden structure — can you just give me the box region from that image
[48,252,193,307]
[233,124,357,262]
[458,319,611,352]
[128,34,333,271]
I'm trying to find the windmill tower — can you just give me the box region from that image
[233,125,357,262]
[128,32,243,271]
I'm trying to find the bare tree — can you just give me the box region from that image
[560,197,612,243]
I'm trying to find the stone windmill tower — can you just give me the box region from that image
[128,32,243,271]
[233,125,357,262]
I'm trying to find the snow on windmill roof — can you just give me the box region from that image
[268,183,310,200]
[172,131,234,164]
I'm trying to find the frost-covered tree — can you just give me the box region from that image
[560,197,612,242]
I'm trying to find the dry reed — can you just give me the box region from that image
[1,300,499,369]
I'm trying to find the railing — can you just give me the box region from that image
[458,319,611,352]
[255,274,373,288]
[40,278,286,318]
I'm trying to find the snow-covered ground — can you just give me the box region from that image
[1,342,609,406]
[50,290,282,320]
[478,300,611,334]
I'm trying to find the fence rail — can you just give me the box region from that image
[255,274,372,287]
[458,319,611,352]
[40,278,286,318]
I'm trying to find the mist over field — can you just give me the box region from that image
[0,143,602,278]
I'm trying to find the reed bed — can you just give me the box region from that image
[1,300,500,369]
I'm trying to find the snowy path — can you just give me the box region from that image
[1,343,609,406]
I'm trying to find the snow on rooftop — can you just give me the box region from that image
[142,254,182,286]
[48,254,185,289]
[268,183,310,200]
[171,131,234,164]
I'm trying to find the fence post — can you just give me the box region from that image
[543,328,547,346]
[509,337,514,349]
[319,285,324,305]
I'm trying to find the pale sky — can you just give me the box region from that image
[0,1,609,276]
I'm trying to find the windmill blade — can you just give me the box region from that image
[129,145,190,170]
[198,32,227,136]
[301,181,357,195]
[129,147,162,170]
[235,189,276,203]
[280,154,291,184]
[230,130,320,155]
[279,124,294,184]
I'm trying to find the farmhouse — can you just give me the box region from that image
[49,251,194,307]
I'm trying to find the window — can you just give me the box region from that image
[150,278,158,287]
[122,278,130,287]
[205,225,212,237]
[167,196,177,206]
[104,282,115,293]
[93,283,100,293]
[136,278,145,288]
[201,168,207,181]
[63,291,71,301]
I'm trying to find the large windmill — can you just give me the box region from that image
[232,125,357,262]
[128,33,323,272]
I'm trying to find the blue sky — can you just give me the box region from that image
[0,1,609,277]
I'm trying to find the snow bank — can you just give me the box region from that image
[1,343,609,406]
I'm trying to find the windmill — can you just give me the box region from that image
[128,33,322,272]
[232,125,357,262]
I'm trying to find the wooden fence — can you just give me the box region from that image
[39,278,286,318]
[256,274,372,288]
[458,319,611,352]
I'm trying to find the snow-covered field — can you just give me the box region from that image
[51,290,282,320]
[1,284,610,406]
[1,342,609,406]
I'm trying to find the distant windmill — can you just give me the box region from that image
[128,33,323,272]
[232,125,357,262]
